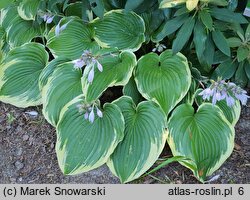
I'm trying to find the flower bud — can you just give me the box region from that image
[96,61,103,72]
[96,107,103,118]
[55,20,71,37]
[84,112,89,120]
[73,59,85,69]
[46,16,54,24]
[88,109,95,123]
[88,68,95,83]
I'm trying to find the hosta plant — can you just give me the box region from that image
[0,0,249,183]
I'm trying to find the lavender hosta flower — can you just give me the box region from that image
[82,50,91,57]
[96,60,103,72]
[88,109,95,123]
[199,79,249,107]
[73,58,85,69]
[234,91,249,105]
[84,112,89,120]
[77,102,103,123]
[199,88,214,101]
[211,93,218,105]
[46,15,54,24]
[152,43,166,53]
[42,14,54,24]
[88,68,95,83]
[229,83,249,105]
[226,95,235,107]
[212,90,227,105]
[96,107,103,118]
[55,20,71,37]
[72,50,104,83]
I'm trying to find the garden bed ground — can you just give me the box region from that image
[0,99,249,184]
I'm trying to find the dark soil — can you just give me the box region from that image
[0,100,249,184]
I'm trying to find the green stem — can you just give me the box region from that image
[39,25,46,46]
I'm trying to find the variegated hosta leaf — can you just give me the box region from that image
[65,2,83,18]
[186,0,199,11]
[160,0,225,10]
[0,26,5,40]
[108,96,167,183]
[0,0,14,9]
[82,51,137,103]
[17,0,41,20]
[56,94,124,175]
[47,17,99,60]
[0,26,6,62]
[159,0,186,9]
[42,62,83,126]
[134,50,191,114]
[39,57,70,90]
[0,42,9,64]
[0,6,42,47]
[215,100,241,127]
[168,103,235,182]
[90,10,145,51]
[123,76,142,105]
[0,43,48,107]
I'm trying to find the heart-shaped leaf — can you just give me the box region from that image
[47,17,99,60]
[108,96,167,183]
[82,51,137,103]
[56,94,124,175]
[90,10,145,51]
[42,62,83,126]
[135,50,191,114]
[168,103,235,182]
[0,43,48,107]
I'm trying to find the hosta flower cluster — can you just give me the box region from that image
[200,79,249,106]
[77,101,103,123]
[73,50,103,83]
[0,0,249,183]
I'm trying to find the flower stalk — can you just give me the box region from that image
[72,50,104,83]
[199,79,249,107]
[77,102,103,123]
